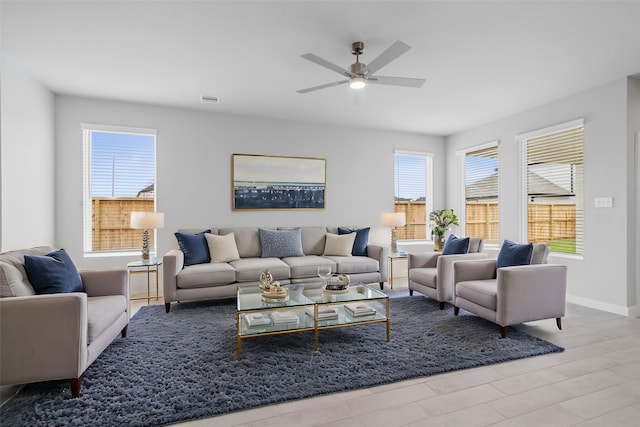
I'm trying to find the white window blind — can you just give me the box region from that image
[465,144,499,245]
[82,125,157,254]
[393,151,433,240]
[520,121,583,255]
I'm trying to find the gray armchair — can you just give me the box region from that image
[0,247,129,398]
[452,243,567,337]
[408,238,486,309]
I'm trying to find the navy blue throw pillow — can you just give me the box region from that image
[24,249,84,294]
[442,235,470,255]
[175,230,212,266]
[338,227,370,256]
[496,239,533,269]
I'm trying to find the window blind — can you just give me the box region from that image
[394,152,433,240]
[465,144,499,244]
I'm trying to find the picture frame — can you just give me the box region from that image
[232,154,326,210]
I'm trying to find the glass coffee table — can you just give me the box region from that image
[236,282,390,360]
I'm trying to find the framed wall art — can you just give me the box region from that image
[232,154,326,210]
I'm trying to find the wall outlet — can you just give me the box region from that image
[594,197,613,208]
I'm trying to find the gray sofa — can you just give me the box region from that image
[0,246,129,397]
[163,226,389,312]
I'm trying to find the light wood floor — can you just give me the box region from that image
[169,278,640,427]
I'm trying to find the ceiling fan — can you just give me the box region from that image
[297,40,425,94]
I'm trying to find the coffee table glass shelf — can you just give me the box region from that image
[236,282,390,360]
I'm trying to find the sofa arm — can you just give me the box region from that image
[367,244,389,282]
[163,249,184,303]
[496,264,567,326]
[81,269,129,298]
[0,293,88,385]
[436,253,489,302]
[453,258,497,284]
[408,252,440,269]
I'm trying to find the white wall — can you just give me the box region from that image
[445,78,637,315]
[0,58,55,251]
[55,96,445,270]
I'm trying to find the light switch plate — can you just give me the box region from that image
[594,197,613,208]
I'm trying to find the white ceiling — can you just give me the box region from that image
[2,1,640,136]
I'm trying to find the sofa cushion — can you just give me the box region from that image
[322,255,378,275]
[205,233,240,263]
[496,240,533,269]
[298,227,328,256]
[322,233,356,257]
[442,235,470,255]
[175,230,211,266]
[259,228,304,258]
[282,255,336,279]
[456,280,497,311]
[408,267,437,289]
[338,227,370,256]
[220,228,261,258]
[230,258,291,283]
[24,249,85,295]
[177,263,236,289]
[87,295,127,344]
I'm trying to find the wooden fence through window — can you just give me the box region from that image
[92,197,155,251]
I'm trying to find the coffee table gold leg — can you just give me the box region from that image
[314,305,319,351]
[386,298,391,341]
[237,312,242,360]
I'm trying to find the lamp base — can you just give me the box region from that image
[141,229,150,260]
[390,229,398,253]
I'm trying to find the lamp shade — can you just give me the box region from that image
[381,212,406,227]
[130,212,165,229]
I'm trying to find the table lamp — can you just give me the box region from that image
[130,212,165,260]
[381,212,406,253]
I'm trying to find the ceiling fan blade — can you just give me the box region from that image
[301,53,352,77]
[364,40,411,75]
[367,76,425,88]
[297,79,349,94]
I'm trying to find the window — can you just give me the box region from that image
[393,150,433,240]
[520,120,583,255]
[459,142,499,245]
[82,124,157,255]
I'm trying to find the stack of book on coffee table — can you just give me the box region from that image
[344,302,376,317]
[305,306,339,321]
[243,312,271,327]
[270,310,299,326]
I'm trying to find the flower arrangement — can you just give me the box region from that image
[429,209,459,250]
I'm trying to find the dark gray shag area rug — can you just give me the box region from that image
[0,295,563,426]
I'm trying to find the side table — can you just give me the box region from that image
[388,251,407,289]
[127,257,162,304]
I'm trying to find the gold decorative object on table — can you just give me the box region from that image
[259,269,289,302]
[324,274,350,294]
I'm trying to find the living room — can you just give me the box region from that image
[2,1,640,425]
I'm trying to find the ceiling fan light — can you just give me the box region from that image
[349,77,366,89]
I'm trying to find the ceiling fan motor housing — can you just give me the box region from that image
[350,61,366,76]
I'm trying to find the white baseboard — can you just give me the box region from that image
[567,294,639,318]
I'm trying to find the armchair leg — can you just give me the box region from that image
[500,326,508,338]
[70,375,82,398]
[121,325,128,338]
[439,302,445,310]
[165,302,171,313]
[409,289,413,296]
[556,317,562,330]
[379,282,384,290]
[454,306,459,316]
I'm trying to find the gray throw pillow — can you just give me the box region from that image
[259,228,304,258]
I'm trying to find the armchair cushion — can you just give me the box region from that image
[442,235,470,255]
[175,230,212,266]
[496,240,533,269]
[24,249,84,295]
[338,227,370,256]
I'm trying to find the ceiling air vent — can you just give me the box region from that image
[200,95,220,104]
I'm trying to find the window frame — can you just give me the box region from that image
[518,118,584,257]
[393,149,434,241]
[456,140,500,247]
[81,123,158,257]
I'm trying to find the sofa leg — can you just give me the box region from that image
[70,375,82,398]
[500,326,508,338]
[121,325,128,338]
[439,301,445,310]
[556,317,562,330]
[409,289,413,296]
[453,306,459,316]
[165,303,171,313]
[379,282,384,290]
